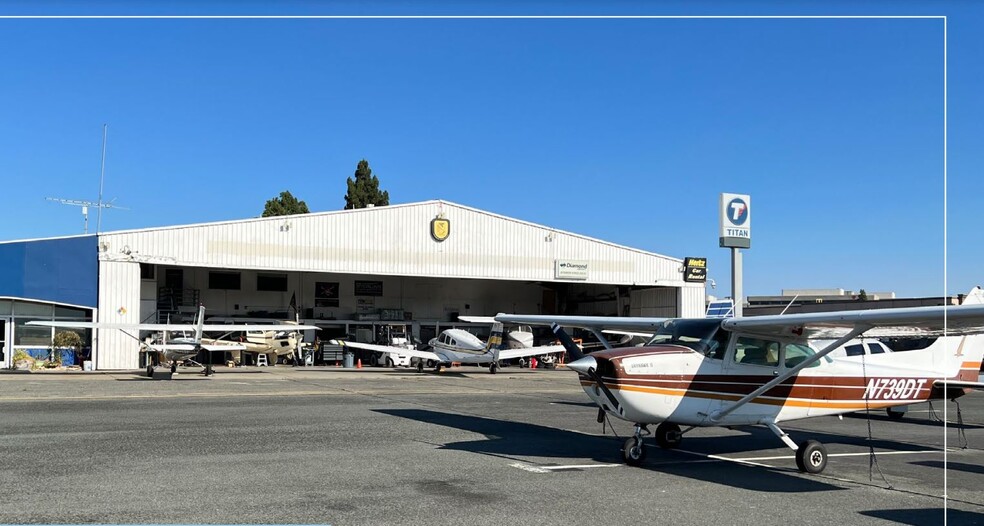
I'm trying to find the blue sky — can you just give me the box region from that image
[1,2,980,299]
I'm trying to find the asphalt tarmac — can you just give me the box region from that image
[0,365,981,525]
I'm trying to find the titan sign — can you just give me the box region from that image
[719,193,751,248]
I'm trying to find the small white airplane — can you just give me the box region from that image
[28,307,319,377]
[340,321,565,374]
[204,317,308,365]
[495,287,984,474]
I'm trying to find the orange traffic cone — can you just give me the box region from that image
[356,358,362,369]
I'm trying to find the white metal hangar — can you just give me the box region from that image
[0,200,705,370]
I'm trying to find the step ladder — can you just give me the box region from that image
[256,354,269,367]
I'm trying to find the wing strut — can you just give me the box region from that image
[708,324,872,423]
[587,328,614,350]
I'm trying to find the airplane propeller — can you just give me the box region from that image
[550,323,620,411]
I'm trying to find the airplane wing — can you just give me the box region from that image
[602,329,654,338]
[340,341,442,362]
[143,343,198,352]
[494,314,669,332]
[27,321,319,332]
[458,316,497,324]
[496,344,567,361]
[722,303,984,340]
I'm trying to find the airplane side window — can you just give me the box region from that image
[735,337,780,366]
[704,330,730,360]
[868,343,886,354]
[783,343,821,369]
[450,338,457,347]
[844,344,865,357]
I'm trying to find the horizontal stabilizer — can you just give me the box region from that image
[496,344,566,361]
[340,341,442,362]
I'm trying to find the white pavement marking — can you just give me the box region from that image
[509,462,622,473]
[674,448,943,467]
[735,449,943,462]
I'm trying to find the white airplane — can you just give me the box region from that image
[203,317,308,365]
[495,287,984,474]
[28,307,319,377]
[340,321,565,374]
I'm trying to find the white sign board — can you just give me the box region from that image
[719,193,751,248]
[555,259,589,280]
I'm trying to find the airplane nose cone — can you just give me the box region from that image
[567,355,597,375]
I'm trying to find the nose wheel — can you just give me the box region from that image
[621,424,651,466]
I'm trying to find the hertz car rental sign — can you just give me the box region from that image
[683,257,707,283]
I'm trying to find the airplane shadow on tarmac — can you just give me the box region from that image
[844,409,984,430]
[859,508,984,525]
[376,408,846,493]
[909,460,984,476]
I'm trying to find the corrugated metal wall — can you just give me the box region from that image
[98,201,685,287]
[96,260,141,370]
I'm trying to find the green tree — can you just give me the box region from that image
[262,191,310,217]
[344,159,390,209]
[857,289,868,301]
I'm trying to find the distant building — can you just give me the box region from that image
[743,288,962,317]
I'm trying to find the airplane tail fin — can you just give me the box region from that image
[949,287,984,381]
[194,305,205,343]
[486,322,504,351]
[487,322,504,364]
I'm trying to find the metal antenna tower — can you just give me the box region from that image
[46,124,127,233]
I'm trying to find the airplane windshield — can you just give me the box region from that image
[646,319,726,356]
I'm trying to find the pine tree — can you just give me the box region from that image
[262,191,310,217]
[344,159,390,209]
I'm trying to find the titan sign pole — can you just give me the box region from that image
[719,193,751,317]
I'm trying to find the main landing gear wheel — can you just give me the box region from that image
[654,422,683,449]
[886,408,905,420]
[489,362,498,374]
[434,362,443,372]
[385,357,394,368]
[369,354,379,367]
[416,361,424,373]
[622,436,647,466]
[795,440,828,474]
[170,363,177,374]
[146,364,154,378]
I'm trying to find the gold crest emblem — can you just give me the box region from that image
[431,217,450,242]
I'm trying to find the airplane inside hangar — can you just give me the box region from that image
[0,200,706,370]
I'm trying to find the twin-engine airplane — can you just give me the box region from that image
[496,287,984,474]
[28,307,319,377]
[340,321,565,374]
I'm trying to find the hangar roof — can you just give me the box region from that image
[91,200,688,287]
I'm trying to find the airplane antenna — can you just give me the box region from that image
[45,125,127,233]
[779,294,800,316]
